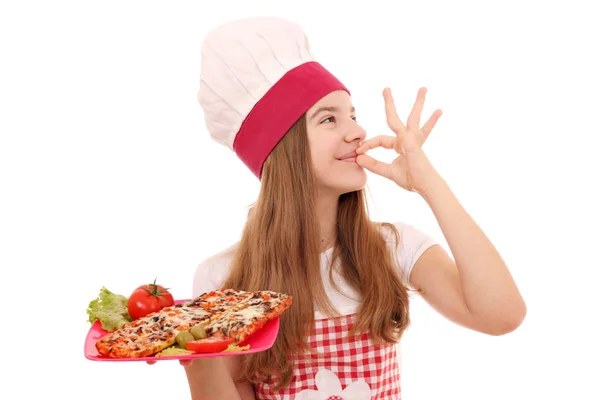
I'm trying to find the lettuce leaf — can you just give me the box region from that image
[155,346,194,357]
[223,343,250,352]
[86,286,132,332]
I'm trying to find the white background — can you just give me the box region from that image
[1,0,599,399]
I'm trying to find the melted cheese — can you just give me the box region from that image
[237,306,263,321]
[205,304,267,337]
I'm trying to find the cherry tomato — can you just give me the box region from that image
[186,337,235,354]
[127,279,175,320]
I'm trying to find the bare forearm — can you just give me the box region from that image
[422,176,526,332]
[184,359,243,400]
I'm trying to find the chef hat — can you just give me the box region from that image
[197,16,350,179]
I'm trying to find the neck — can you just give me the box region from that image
[315,189,339,252]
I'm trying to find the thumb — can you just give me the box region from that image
[180,359,194,367]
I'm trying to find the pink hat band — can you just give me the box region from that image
[233,61,349,179]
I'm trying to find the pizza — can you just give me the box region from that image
[185,288,255,313]
[204,290,292,343]
[94,288,292,358]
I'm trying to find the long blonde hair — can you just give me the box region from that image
[222,113,410,390]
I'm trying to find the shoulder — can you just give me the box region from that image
[378,221,439,286]
[379,221,434,245]
[192,241,239,297]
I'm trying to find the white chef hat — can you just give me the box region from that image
[197,16,350,179]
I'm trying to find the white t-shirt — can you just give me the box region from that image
[192,222,438,319]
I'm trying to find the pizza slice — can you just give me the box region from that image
[205,290,293,344]
[95,304,212,358]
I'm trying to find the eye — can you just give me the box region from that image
[320,116,335,124]
[351,115,357,122]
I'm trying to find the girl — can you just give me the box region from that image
[184,16,526,400]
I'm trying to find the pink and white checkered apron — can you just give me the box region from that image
[254,313,402,399]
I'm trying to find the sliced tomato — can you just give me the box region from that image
[186,337,235,354]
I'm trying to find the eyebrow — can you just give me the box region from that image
[308,106,356,122]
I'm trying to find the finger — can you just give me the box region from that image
[356,135,397,154]
[407,87,427,133]
[421,109,443,143]
[356,154,394,179]
[383,88,406,135]
[146,361,157,365]
[180,359,194,367]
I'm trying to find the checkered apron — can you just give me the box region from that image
[254,313,402,399]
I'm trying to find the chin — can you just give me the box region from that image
[333,170,368,195]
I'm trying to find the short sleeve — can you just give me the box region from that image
[383,222,439,288]
[191,243,238,297]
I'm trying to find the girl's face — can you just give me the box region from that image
[306,90,367,196]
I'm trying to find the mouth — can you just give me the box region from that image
[337,150,358,163]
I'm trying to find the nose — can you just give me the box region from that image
[344,121,366,143]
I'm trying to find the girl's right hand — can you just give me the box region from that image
[146,359,193,367]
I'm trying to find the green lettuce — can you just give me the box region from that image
[155,346,194,357]
[87,286,132,332]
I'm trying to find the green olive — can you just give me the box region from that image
[175,330,195,348]
[190,324,208,340]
